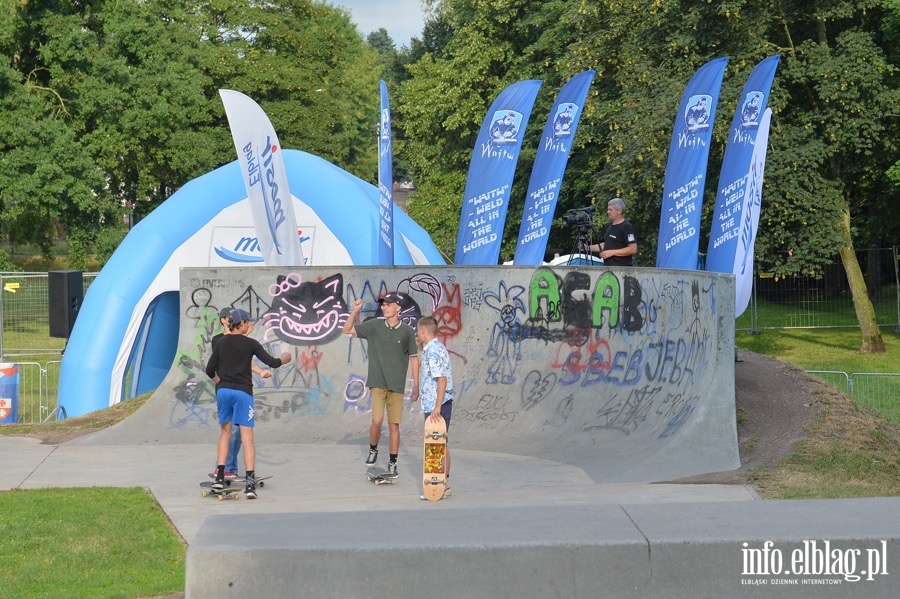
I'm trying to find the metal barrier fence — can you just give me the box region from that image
[45,360,63,420]
[738,247,900,331]
[850,372,900,423]
[804,371,852,395]
[8,361,64,424]
[0,271,92,424]
[806,371,900,423]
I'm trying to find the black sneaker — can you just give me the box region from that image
[386,461,398,477]
[365,448,378,465]
[212,478,225,491]
[245,481,257,499]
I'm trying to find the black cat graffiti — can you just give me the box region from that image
[263,273,349,345]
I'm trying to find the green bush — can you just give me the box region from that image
[94,227,127,268]
[0,248,20,272]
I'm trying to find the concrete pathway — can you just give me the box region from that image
[3,436,757,544]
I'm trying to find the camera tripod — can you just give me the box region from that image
[567,226,597,266]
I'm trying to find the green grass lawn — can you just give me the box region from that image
[0,487,185,599]
[737,325,900,500]
[737,325,900,422]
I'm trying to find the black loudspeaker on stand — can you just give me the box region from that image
[49,270,83,339]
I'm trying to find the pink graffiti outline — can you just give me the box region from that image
[269,272,303,297]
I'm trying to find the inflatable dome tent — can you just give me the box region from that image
[57,150,445,417]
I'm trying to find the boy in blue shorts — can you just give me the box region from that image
[206,309,291,498]
[416,316,454,497]
[210,309,270,479]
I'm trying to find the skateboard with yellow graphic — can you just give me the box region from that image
[422,416,447,501]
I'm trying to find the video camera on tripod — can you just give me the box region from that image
[562,206,595,230]
[561,206,600,265]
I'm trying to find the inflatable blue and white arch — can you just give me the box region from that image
[57,150,445,417]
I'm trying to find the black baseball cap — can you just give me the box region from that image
[378,292,403,305]
[230,309,251,323]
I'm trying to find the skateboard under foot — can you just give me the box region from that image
[366,466,398,485]
[199,481,241,501]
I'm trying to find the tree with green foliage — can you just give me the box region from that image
[0,0,110,257]
[397,0,575,255]
[0,0,382,256]
[0,247,19,272]
[223,0,381,181]
[369,12,455,184]
[367,28,407,87]
[397,0,898,352]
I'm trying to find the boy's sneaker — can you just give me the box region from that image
[365,448,378,465]
[211,478,225,491]
[245,481,257,499]
[386,461,398,477]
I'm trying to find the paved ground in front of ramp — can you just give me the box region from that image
[3,436,756,545]
[10,435,900,599]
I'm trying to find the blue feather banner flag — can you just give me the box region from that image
[734,108,773,318]
[705,55,779,275]
[655,57,728,270]
[377,81,394,265]
[454,80,542,265]
[513,70,595,265]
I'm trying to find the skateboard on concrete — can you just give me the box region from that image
[208,473,271,487]
[422,416,448,501]
[200,480,242,501]
[366,466,398,485]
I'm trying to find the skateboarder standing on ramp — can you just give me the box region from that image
[343,293,419,477]
[206,309,291,498]
[210,308,270,480]
[417,316,454,497]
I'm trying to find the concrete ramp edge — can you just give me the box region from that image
[187,498,900,599]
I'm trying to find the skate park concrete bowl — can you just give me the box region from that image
[48,265,900,598]
[79,265,739,484]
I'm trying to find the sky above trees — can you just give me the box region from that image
[332,0,425,43]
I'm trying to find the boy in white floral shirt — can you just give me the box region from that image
[417,316,454,496]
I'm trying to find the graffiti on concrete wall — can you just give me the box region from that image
[170,267,724,452]
[262,273,349,345]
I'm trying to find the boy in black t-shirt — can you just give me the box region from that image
[206,309,291,498]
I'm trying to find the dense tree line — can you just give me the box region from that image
[0,0,380,260]
[2,0,897,347]
[394,0,899,351]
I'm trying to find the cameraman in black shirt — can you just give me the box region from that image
[583,197,638,266]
